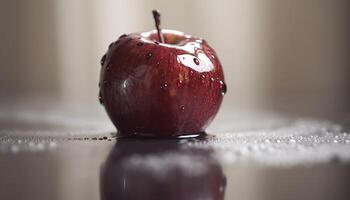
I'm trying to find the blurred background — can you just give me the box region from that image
[1,2,350,200]
[0,0,349,117]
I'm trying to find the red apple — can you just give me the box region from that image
[99,10,226,137]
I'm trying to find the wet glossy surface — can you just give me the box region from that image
[99,30,225,137]
[1,104,350,200]
[101,138,225,200]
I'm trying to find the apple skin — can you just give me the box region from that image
[99,29,226,137]
[100,138,226,200]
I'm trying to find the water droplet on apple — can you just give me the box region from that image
[219,80,227,95]
[137,42,143,46]
[193,58,200,65]
[177,80,183,87]
[146,52,152,59]
[160,82,168,90]
[189,70,194,76]
[156,61,160,65]
[209,77,215,87]
[106,64,112,71]
[98,91,104,105]
[100,54,106,66]
[180,105,185,112]
[119,34,127,39]
[200,74,206,83]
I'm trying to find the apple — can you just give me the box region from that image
[100,138,226,200]
[99,10,226,137]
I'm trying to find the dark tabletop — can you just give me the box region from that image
[1,104,350,200]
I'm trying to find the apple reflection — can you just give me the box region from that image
[100,137,226,200]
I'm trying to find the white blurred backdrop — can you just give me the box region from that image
[0,0,349,117]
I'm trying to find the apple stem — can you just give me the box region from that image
[152,10,164,43]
